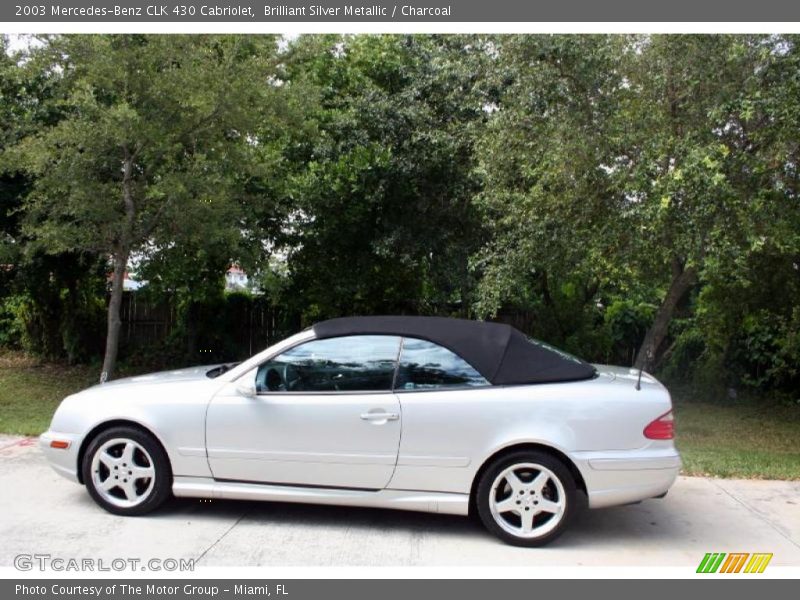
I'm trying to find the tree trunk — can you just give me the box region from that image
[100,149,136,382]
[634,258,697,371]
[101,250,129,382]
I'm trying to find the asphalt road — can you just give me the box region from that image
[1,434,799,567]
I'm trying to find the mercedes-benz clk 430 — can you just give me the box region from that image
[41,316,679,546]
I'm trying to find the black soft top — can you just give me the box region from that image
[312,316,596,385]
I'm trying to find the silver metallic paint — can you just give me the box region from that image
[41,330,680,515]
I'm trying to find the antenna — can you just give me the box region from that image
[635,349,652,391]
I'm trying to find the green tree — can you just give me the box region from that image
[473,35,626,355]
[1,36,107,361]
[616,35,800,370]
[7,35,282,379]
[475,35,800,374]
[278,35,493,320]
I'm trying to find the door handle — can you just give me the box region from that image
[360,412,399,421]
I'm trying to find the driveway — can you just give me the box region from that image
[1,434,799,567]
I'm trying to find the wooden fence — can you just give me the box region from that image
[118,292,297,360]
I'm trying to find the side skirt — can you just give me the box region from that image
[172,476,470,516]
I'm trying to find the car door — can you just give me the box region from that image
[390,337,494,491]
[205,335,403,490]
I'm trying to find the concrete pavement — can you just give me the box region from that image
[1,434,798,567]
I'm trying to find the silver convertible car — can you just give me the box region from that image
[41,316,679,546]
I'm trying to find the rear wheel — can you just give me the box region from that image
[82,426,171,516]
[476,450,576,546]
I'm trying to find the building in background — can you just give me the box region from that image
[225,265,250,292]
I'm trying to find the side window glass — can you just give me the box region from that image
[396,338,489,390]
[256,336,401,393]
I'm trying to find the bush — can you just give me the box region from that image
[0,288,106,364]
[9,293,63,358]
[60,288,106,364]
[660,327,707,381]
[731,309,800,395]
[603,298,654,366]
[0,295,25,349]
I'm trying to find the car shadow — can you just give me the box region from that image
[154,493,689,549]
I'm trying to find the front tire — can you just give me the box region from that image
[82,426,172,516]
[476,450,576,547]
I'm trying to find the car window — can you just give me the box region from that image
[395,338,490,390]
[256,335,401,393]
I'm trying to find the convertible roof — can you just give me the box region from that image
[312,316,596,385]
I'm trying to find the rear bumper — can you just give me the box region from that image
[572,448,681,509]
[39,431,82,483]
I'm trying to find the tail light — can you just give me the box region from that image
[644,410,674,440]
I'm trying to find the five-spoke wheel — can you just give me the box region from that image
[82,426,171,515]
[477,451,576,546]
[91,438,156,508]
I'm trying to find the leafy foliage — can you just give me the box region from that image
[0,34,798,398]
[274,35,493,320]
[474,34,800,394]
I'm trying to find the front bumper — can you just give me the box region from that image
[39,431,83,483]
[572,447,681,509]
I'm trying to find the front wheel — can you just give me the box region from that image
[476,450,576,546]
[82,426,172,516]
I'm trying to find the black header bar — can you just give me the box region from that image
[4,0,800,23]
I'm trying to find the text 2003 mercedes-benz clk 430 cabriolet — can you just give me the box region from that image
[41,316,679,546]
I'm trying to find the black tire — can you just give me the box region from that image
[476,450,576,547]
[81,426,172,516]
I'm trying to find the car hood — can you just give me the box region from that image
[93,364,223,389]
[49,364,228,435]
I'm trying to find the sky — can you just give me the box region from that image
[4,34,42,55]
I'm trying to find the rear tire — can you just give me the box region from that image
[476,450,576,547]
[82,426,172,516]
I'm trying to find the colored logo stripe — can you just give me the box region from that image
[697,553,726,573]
[696,552,772,573]
[744,553,773,573]
[720,553,749,573]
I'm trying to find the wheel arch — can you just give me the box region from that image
[76,419,171,485]
[468,442,587,516]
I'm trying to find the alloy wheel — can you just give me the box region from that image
[90,438,156,509]
[488,462,567,539]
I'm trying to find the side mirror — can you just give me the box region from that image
[235,376,257,398]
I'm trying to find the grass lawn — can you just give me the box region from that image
[1,351,798,480]
[0,351,97,436]
[674,400,800,480]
